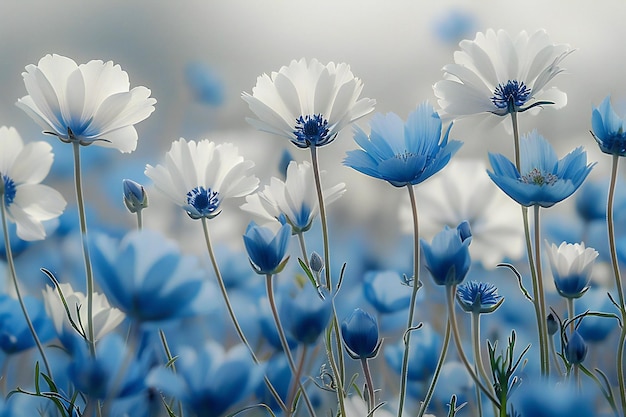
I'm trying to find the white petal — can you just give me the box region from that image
[14,183,66,221]
[0,127,24,175]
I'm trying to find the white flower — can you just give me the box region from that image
[145,138,259,219]
[399,159,524,267]
[240,160,345,232]
[0,126,66,241]
[43,282,125,341]
[17,54,156,153]
[545,241,598,299]
[242,58,375,148]
[434,29,571,118]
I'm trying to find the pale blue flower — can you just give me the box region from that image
[344,102,462,187]
[122,179,148,214]
[487,131,594,207]
[591,95,626,156]
[185,61,224,106]
[243,221,291,275]
[363,270,411,314]
[0,294,54,354]
[421,221,472,286]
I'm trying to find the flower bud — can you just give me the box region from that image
[546,313,559,336]
[123,179,148,214]
[341,308,380,359]
[565,330,588,365]
[421,222,472,286]
[309,252,324,274]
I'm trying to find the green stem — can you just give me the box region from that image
[533,205,550,376]
[135,209,143,230]
[265,274,316,417]
[360,357,376,413]
[549,333,564,378]
[159,329,183,417]
[567,298,575,335]
[297,231,310,269]
[511,111,521,171]
[0,200,52,378]
[287,345,309,413]
[309,146,331,289]
[201,218,288,414]
[72,142,96,358]
[417,319,451,417]
[397,184,421,417]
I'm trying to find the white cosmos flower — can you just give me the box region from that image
[17,54,156,153]
[0,126,66,241]
[145,138,259,219]
[545,241,598,299]
[400,159,524,267]
[240,160,346,233]
[43,282,124,341]
[434,29,572,118]
[242,58,375,148]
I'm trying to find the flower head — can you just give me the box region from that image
[281,285,332,345]
[341,308,380,359]
[0,294,54,354]
[243,221,291,275]
[17,54,156,153]
[591,95,626,156]
[545,241,598,299]
[243,58,375,148]
[456,281,504,314]
[487,131,594,207]
[145,138,259,220]
[241,160,345,233]
[421,221,472,286]
[434,29,571,117]
[565,330,588,365]
[344,102,462,187]
[0,126,66,240]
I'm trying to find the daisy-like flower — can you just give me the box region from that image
[145,138,259,220]
[434,29,571,117]
[343,102,462,187]
[487,130,594,208]
[545,241,598,299]
[240,160,345,233]
[0,126,66,240]
[242,58,375,148]
[17,54,156,153]
[456,281,504,314]
[591,95,626,156]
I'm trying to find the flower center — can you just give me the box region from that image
[186,186,220,218]
[1,175,16,208]
[521,168,558,186]
[491,80,531,111]
[293,114,334,148]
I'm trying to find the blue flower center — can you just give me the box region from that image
[1,175,16,208]
[293,114,334,148]
[186,186,220,218]
[491,80,531,111]
[521,168,558,186]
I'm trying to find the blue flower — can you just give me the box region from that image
[363,270,411,314]
[0,294,54,354]
[185,61,225,106]
[122,179,148,214]
[565,330,588,365]
[546,241,598,299]
[243,221,291,275]
[344,102,462,187]
[487,131,594,207]
[421,221,472,286]
[591,95,626,156]
[341,308,380,359]
[384,322,441,381]
[91,229,211,322]
[456,281,504,314]
[281,286,332,345]
[514,379,593,417]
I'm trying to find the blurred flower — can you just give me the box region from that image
[0,126,65,241]
[514,379,593,417]
[344,102,462,187]
[421,221,472,286]
[241,160,345,233]
[432,9,476,44]
[434,29,571,118]
[42,281,124,342]
[575,179,607,222]
[17,54,156,153]
[242,58,375,148]
[123,179,148,214]
[545,241,598,299]
[576,288,618,342]
[0,294,54,354]
[145,138,258,220]
[487,131,594,207]
[591,95,626,156]
[456,281,503,313]
[281,285,332,345]
[400,158,525,267]
[363,270,411,314]
[565,330,588,365]
[547,313,559,336]
[185,61,225,106]
[91,229,211,322]
[341,308,380,359]
[243,221,291,275]
[385,322,441,381]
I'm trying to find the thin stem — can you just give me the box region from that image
[533,205,549,376]
[416,319,451,417]
[159,329,183,417]
[0,201,52,378]
[360,357,376,413]
[549,333,564,378]
[287,345,309,412]
[201,218,288,414]
[397,184,421,417]
[567,299,575,335]
[135,210,143,230]
[265,274,316,417]
[471,313,492,388]
[297,232,310,269]
[606,154,626,416]
[72,142,96,358]
[511,111,521,171]
[309,146,331,289]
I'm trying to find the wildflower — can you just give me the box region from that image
[565,330,588,365]
[514,379,593,416]
[243,221,291,275]
[0,294,54,354]
[17,54,156,153]
[0,126,66,241]
[363,270,411,314]
[434,29,571,118]
[421,221,472,286]
[123,179,148,214]
[341,308,380,359]
[243,58,375,148]
[456,281,504,313]
[545,241,598,299]
[281,286,332,345]
[344,102,462,187]
[241,160,345,233]
[384,322,441,381]
[185,61,224,106]
[487,131,594,207]
[145,138,258,220]
[591,95,626,156]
